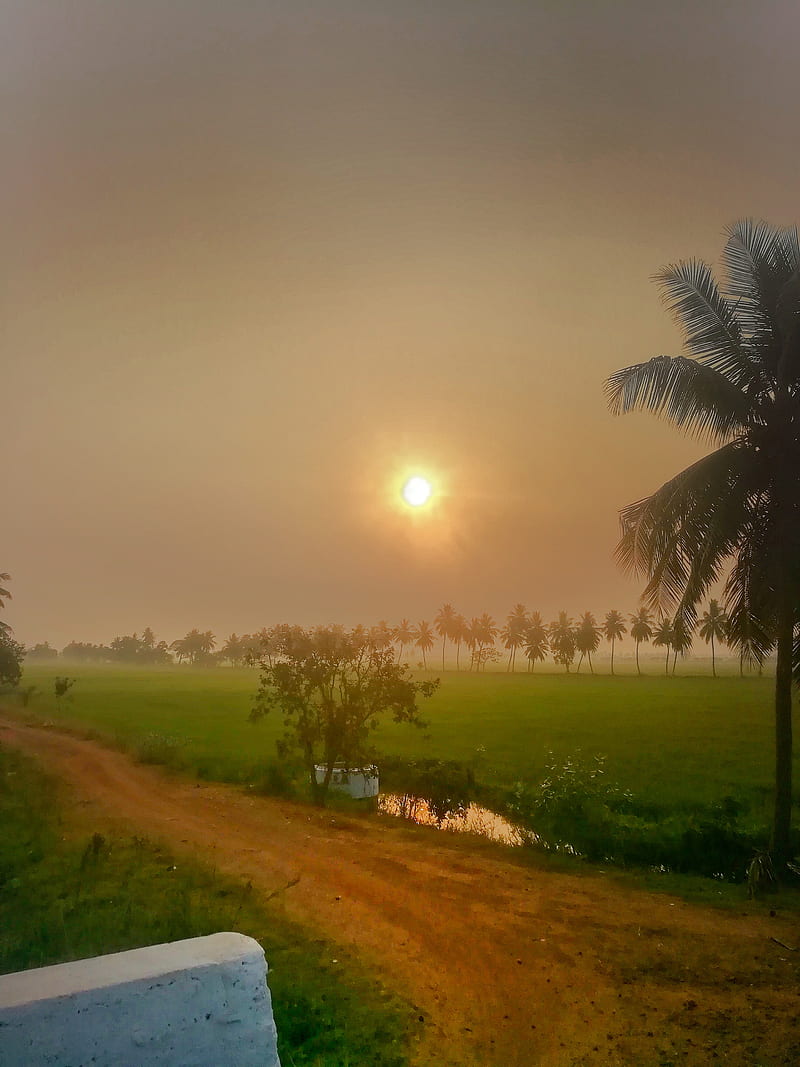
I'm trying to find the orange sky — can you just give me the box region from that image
[4,1,800,646]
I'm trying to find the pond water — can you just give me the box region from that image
[378,793,533,847]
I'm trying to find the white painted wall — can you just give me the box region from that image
[0,932,280,1066]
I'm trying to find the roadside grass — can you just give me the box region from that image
[15,664,791,814]
[0,743,414,1067]
[9,665,799,884]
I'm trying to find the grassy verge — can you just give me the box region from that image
[0,742,414,1067]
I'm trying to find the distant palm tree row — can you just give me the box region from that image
[40,598,740,675]
[374,598,737,675]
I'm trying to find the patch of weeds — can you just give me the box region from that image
[133,731,186,768]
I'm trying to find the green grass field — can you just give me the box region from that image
[15,663,795,823]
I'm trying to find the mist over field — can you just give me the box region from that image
[4,1,800,646]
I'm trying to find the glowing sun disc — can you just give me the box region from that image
[402,476,432,507]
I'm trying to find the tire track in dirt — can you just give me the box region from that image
[2,718,798,1066]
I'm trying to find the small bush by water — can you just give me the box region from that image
[504,751,791,880]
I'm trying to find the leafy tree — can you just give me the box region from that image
[392,619,413,664]
[629,608,653,676]
[434,603,458,670]
[413,620,435,670]
[61,641,111,662]
[501,604,529,672]
[25,642,58,662]
[603,610,627,676]
[549,612,576,672]
[652,617,673,676]
[523,611,549,671]
[250,626,438,806]
[699,599,728,678]
[0,572,11,637]
[606,219,800,863]
[0,633,24,687]
[575,611,601,674]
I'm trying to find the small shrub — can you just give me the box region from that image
[18,685,38,708]
[253,760,297,799]
[134,732,185,767]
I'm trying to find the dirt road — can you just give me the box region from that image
[2,717,798,1066]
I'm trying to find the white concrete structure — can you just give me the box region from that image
[0,932,280,1066]
[314,762,379,798]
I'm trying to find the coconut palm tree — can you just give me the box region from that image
[629,607,653,676]
[549,612,576,672]
[369,620,393,652]
[452,613,468,670]
[603,610,627,675]
[652,617,673,676]
[476,613,498,672]
[392,619,414,663]
[575,611,601,674]
[606,220,800,864]
[501,603,529,672]
[699,599,728,677]
[434,603,458,671]
[523,612,549,671]
[670,616,694,675]
[413,620,435,670]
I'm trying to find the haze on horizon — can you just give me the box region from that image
[4,1,799,648]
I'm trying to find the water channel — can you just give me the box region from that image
[378,793,533,847]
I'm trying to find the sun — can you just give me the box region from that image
[402,476,432,507]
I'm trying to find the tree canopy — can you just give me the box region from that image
[250,625,439,805]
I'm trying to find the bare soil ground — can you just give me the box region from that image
[1,717,798,1066]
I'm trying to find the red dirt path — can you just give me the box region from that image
[2,717,799,1066]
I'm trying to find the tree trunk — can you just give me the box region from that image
[711,634,716,678]
[771,601,794,867]
[664,647,669,675]
[442,638,446,672]
[611,637,615,676]
[588,651,594,675]
[635,640,641,676]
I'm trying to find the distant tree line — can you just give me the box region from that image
[25,596,746,676]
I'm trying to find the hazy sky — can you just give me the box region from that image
[4,1,799,646]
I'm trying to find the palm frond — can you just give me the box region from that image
[605,356,750,442]
[616,441,754,614]
[653,260,763,389]
[724,516,776,669]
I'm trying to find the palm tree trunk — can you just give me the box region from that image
[635,640,641,676]
[664,646,669,675]
[588,651,594,675]
[771,599,794,867]
[507,648,513,672]
[442,638,446,672]
[711,634,716,678]
[611,637,615,676]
